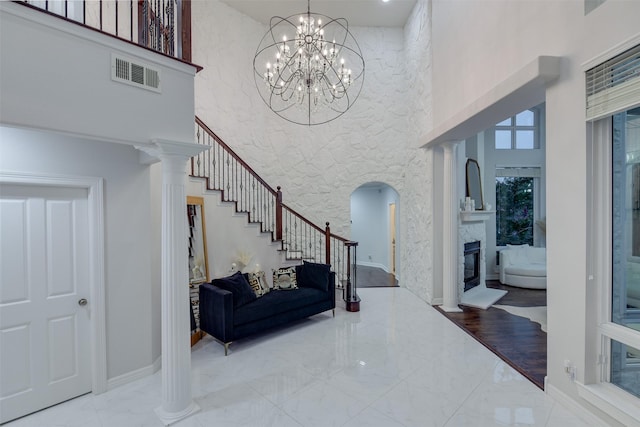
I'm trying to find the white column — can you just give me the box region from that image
[441,141,462,312]
[138,140,205,426]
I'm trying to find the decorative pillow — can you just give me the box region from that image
[212,271,257,307]
[272,267,298,290]
[296,261,330,292]
[505,244,530,263]
[247,271,270,297]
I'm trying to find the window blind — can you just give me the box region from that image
[586,44,640,121]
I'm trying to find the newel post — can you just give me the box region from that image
[325,222,331,265]
[344,241,360,312]
[275,186,283,241]
[180,0,192,62]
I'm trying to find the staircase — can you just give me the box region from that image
[192,117,354,287]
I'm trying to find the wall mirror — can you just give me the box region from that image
[466,158,484,210]
[187,196,209,284]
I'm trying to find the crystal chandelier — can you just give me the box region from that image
[253,0,365,126]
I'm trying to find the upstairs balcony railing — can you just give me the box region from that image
[193,117,357,290]
[17,0,192,61]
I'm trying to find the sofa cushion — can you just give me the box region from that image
[212,271,257,308]
[296,261,331,292]
[234,287,327,326]
[273,267,298,290]
[247,271,270,297]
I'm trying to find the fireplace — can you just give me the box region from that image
[463,241,481,292]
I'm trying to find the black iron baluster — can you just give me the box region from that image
[130,0,133,42]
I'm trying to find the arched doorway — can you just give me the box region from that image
[350,182,400,285]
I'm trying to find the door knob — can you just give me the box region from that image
[78,298,88,306]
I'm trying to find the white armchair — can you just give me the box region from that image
[499,244,547,289]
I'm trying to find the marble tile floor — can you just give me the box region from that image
[7,288,601,427]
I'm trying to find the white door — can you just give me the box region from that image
[0,184,91,423]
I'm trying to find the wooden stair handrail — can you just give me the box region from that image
[195,116,278,196]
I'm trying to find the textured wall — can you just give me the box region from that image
[400,1,433,301]
[192,1,435,301]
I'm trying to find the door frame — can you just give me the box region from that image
[1,171,107,394]
[389,202,396,274]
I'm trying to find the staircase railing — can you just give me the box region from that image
[17,0,192,61]
[193,116,354,287]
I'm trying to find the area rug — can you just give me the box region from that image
[493,304,547,332]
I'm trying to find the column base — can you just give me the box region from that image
[155,401,200,426]
[346,296,361,312]
[439,304,462,313]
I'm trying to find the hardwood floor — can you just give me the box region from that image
[435,281,547,389]
[356,265,399,288]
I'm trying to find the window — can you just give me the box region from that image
[495,167,541,247]
[610,107,640,398]
[583,42,640,425]
[495,109,539,149]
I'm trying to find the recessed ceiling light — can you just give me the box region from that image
[382,0,391,3]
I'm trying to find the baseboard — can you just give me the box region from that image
[356,261,389,272]
[546,383,611,426]
[107,356,161,391]
[431,297,443,305]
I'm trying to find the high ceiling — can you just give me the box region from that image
[220,0,417,28]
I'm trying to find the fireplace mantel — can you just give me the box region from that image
[460,210,494,222]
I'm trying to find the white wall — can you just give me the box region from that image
[192,1,433,299]
[0,2,196,146]
[427,0,640,424]
[0,127,156,381]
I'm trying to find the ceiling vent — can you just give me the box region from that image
[111,54,161,93]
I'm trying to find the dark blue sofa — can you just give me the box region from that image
[199,263,335,355]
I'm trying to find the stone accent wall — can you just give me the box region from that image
[401,1,433,301]
[192,1,435,302]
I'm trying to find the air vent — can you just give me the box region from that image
[111,54,161,93]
